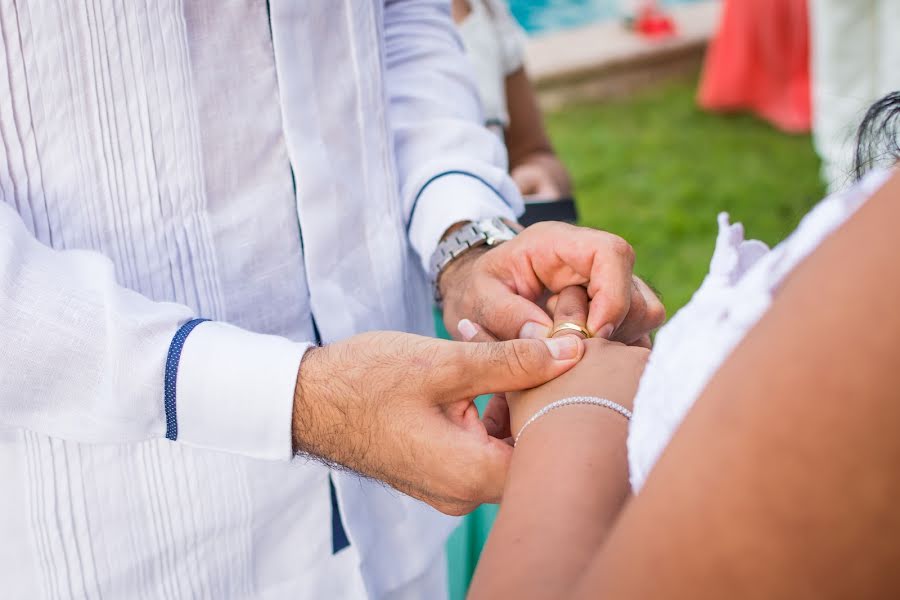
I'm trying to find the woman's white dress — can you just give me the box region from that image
[628,168,893,491]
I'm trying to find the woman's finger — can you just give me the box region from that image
[482,393,512,442]
[550,285,590,339]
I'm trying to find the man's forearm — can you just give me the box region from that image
[292,344,380,472]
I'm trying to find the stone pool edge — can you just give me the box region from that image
[525,1,721,109]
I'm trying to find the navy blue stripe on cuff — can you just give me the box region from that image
[164,318,211,441]
[406,169,512,233]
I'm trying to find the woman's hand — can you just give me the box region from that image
[507,338,649,438]
[509,283,650,437]
[459,284,654,444]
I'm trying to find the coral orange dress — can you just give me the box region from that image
[698,0,812,133]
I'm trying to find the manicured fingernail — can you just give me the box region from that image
[597,324,615,340]
[519,321,551,339]
[458,319,478,341]
[544,335,580,360]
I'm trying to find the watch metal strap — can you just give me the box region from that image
[429,217,517,281]
[430,218,517,305]
[429,222,490,278]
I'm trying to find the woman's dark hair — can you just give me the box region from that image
[854,92,900,181]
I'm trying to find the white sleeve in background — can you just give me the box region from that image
[484,0,528,75]
[384,0,524,275]
[0,201,307,461]
[810,0,900,192]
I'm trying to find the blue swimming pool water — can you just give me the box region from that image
[509,0,709,35]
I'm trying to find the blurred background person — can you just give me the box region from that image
[452,0,577,225]
[698,0,812,133]
[810,0,900,192]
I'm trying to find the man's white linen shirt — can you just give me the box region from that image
[0,1,522,597]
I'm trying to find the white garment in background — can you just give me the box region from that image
[456,0,528,136]
[810,0,900,192]
[628,169,893,491]
[0,1,522,598]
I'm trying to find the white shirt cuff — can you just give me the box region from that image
[174,321,311,461]
[407,171,522,276]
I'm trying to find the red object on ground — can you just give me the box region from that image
[698,0,811,133]
[634,4,678,39]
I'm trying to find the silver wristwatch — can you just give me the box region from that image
[430,217,518,303]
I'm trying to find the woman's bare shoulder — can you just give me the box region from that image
[576,170,900,599]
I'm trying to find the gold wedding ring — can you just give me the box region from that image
[550,322,592,339]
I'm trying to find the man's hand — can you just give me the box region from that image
[439,221,665,344]
[292,330,584,516]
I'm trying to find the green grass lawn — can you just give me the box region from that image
[546,77,826,314]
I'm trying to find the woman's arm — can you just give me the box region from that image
[470,171,900,599]
[469,338,646,598]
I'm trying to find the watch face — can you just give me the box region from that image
[480,217,517,245]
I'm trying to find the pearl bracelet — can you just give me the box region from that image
[514,396,633,446]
